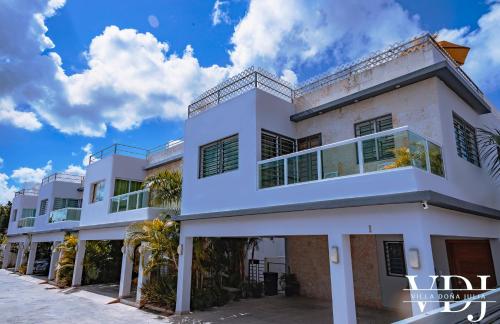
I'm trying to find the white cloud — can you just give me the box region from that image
[229,0,421,73]
[82,143,93,166]
[437,3,500,93]
[11,160,53,186]
[0,157,3,169]
[0,173,18,204]
[0,97,42,131]
[64,164,85,176]
[212,0,231,26]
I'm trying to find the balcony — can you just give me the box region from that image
[18,217,35,228]
[258,126,444,189]
[88,144,148,164]
[109,188,179,214]
[49,208,81,223]
[14,188,39,197]
[41,172,84,185]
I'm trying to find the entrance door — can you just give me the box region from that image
[446,239,497,298]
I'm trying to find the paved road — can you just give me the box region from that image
[0,270,167,324]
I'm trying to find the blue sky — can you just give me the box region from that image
[0,0,499,202]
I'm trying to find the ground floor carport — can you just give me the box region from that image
[175,203,500,324]
[2,235,29,272]
[27,232,67,280]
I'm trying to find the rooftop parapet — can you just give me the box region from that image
[14,188,39,197]
[146,139,184,167]
[41,172,85,185]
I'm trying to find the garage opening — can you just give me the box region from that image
[80,240,123,298]
[32,242,52,278]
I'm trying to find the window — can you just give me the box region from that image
[91,180,105,203]
[53,198,81,210]
[355,114,394,162]
[384,241,407,277]
[113,179,143,196]
[199,135,238,178]
[261,130,295,160]
[293,134,322,183]
[21,208,36,218]
[12,209,17,222]
[453,113,480,166]
[39,199,48,215]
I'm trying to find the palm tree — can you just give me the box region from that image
[144,170,182,213]
[55,234,78,287]
[477,128,500,180]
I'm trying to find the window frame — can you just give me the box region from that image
[90,180,105,203]
[113,178,143,197]
[383,241,407,277]
[354,114,394,163]
[39,199,48,216]
[452,112,480,167]
[261,129,296,160]
[199,134,239,178]
[12,209,18,222]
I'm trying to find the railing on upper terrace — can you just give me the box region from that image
[14,188,39,197]
[187,34,483,118]
[146,140,183,166]
[49,207,81,223]
[17,217,35,228]
[188,67,294,117]
[41,173,84,185]
[109,188,180,214]
[258,126,445,189]
[88,144,149,164]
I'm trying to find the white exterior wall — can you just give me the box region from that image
[34,180,83,232]
[6,194,38,236]
[80,154,148,227]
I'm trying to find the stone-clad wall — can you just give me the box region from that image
[287,235,384,308]
[145,159,183,177]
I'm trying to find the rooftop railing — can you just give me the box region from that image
[188,34,483,117]
[88,144,149,164]
[14,188,39,197]
[109,188,180,214]
[258,126,445,189]
[41,172,84,185]
[188,67,294,117]
[146,140,184,166]
[17,217,35,228]
[49,207,81,223]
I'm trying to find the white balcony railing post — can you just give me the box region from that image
[284,158,288,186]
[317,150,322,180]
[357,140,365,174]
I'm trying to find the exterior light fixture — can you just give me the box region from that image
[330,246,339,264]
[395,84,401,89]
[408,248,420,269]
[177,244,183,255]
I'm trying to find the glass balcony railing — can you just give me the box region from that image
[258,126,445,189]
[18,217,35,228]
[109,188,179,214]
[49,208,81,223]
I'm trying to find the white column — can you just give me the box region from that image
[136,243,151,303]
[403,231,440,316]
[1,243,11,269]
[26,242,38,275]
[72,240,86,287]
[119,245,134,298]
[328,233,357,324]
[175,236,193,314]
[48,241,61,281]
[15,243,25,272]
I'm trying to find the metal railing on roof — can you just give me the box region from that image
[14,188,39,197]
[188,67,294,117]
[146,140,184,166]
[88,144,149,164]
[41,172,85,185]
[187,34,483,118]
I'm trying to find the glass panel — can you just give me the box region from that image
[259,160,284,188]
[288,152,318,184]
[428,141,445,177]
[363,131,407,172]
[110,198,119,213]
[128,192,138,210]
[129,181,143,192]
[321,143,360,178]
[118,197,127,212]
[140,190,150,208]
[114,179,130,196]
[408,132,427,171]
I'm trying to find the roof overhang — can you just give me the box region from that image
[174,191,500,221]
[290,61,491,122]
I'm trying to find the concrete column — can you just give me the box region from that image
[175,236,193,314]
[403,231,440,316]
[328,233,357,324]
[1,243,11,269]
[136,243,151,303]
[26,242,38,275]
[119,244,134,298]
[15,243,26,272]
[48,241,61,281]
[72,240,86,287]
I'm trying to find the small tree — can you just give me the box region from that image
[55,234,78,287]
[477,128,500,180]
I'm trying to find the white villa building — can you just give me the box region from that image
[1,33,499,323]
[174,34,500,323]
